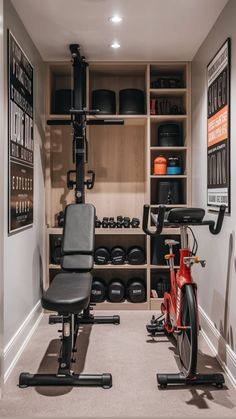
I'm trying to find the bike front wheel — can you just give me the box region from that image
[177,285,198,378]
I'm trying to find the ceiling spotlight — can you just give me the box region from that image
[109,15,122,23]
[109,42,120,49]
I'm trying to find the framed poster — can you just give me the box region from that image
[207,38,230,212]
[8,30,34,233]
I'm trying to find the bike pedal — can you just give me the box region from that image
[146,323,165,335]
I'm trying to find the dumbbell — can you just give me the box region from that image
[95,216,102,228]
[102,217,109,228]
[94,247,110,265]
[57,211,64,227]
[51,237,62,265]
[126,246,145,265]
[116,216,124,228]
[90,278,106,303]
[123,217,131,228]
[110,246,126,265]
[127,278,146,303]
[108,279,125,303]
[108,217,117,228]
[131,218,140,228]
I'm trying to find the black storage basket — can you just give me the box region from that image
[91,89,116,114]
[158,123,183,147]
[157,180,183,205]
[119,88,145,114]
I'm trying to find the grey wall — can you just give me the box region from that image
[3,0,45,354]
[192,0,236,356]
[0,0,4,394]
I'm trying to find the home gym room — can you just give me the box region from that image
[0,0,236,417]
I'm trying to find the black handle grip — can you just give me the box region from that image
[142,205,166,236]
[209,205,226,235]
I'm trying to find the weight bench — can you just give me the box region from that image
[19,203,112,389]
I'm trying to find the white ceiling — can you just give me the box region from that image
[11,0,228,62]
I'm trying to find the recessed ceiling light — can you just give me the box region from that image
[109,15,122,23]
[109,42,120,49]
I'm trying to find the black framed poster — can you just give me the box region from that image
[8,31,34,233]
[207,38,230,212]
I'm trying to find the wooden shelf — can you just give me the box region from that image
[150,175,187,179]
[87,114,147,126]
[150,88,187,96]
[150,265,179,269]
[150,146,187,151]
[150,115,187,121]
[93,264,148,270]
[150,298,163,310]
[47,227,144,235]
[150,204,187,208]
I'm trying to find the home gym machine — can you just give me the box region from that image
[48,44,124,326]
[19,45,123,389]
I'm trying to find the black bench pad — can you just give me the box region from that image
[41,272,92,313]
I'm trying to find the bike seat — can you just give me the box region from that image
[166,208,205,224]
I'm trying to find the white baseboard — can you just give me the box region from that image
[4,301,43,382]
[199,306,236,388]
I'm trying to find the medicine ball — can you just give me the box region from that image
[51,238,62,265]
[94,247,110,265]
[110,247,126,265]
[127,247,145,265]
[158,123,183,147]
[54,89,72,114]
[108,279,125,303]
[127,278,146,303]
[157,180,182,205]
[90,278,106,303]
[119,89,145,115]
[91,89,116,114]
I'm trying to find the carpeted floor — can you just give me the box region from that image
[0,311,236,417]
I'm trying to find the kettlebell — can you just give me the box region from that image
[154,156,167,175]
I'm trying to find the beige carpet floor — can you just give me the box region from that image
[0,310,236,418]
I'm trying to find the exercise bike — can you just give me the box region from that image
[143,204,226,389]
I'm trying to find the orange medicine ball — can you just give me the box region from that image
[154,155,167,175]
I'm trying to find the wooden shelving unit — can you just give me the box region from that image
[45,60,191,311]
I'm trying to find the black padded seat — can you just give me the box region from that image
[166,207,205,223]
[41,272,92,313]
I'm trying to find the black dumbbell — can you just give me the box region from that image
[51,238,63,265]
[127,278,146,303]
[123,217,131,228]
[108,279,125,303]
[95,216,102,228]
[94,247,110,265]
[90,278,106,303]
[126,246,145,265]
[116,216,124,228]
[131,218,140,228]
[110,246,126,265]
[109,217,117,228]
[102,217,109,228]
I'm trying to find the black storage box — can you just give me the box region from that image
[151,235,181,266]
[119,88,145,114]
[91,89,116,114]
[158,123,183,147]
[157,180,183,205]
[54,89,72,114]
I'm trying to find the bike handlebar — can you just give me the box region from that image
[209,205,226,235]
[142,204,226,236]
[142,205,166,236]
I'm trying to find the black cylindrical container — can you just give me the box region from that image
[110,247,126,265]
[90,278,106,303]
[108,280,125,303]
[91,89,116,114]
[158,123,183,147]
[127,278,146,303]
[119,89,145,114]
[157,180,182,204]
[94,247,110,265]
[54,89,72,114]
[126,247,145,265]
[167,156,182,175]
